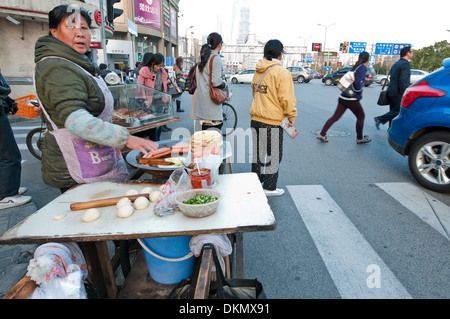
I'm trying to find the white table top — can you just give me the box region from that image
[0,173,275,244]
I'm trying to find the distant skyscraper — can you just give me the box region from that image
[237,1,250,44]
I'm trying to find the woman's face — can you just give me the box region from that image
[50,15,91,54]
[153,62,164,72]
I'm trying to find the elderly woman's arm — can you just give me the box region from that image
[65,109,158,153]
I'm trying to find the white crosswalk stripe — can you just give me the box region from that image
[376,182,450,240]
[287,184,413,299]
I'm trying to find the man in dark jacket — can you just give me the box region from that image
[0,68,32,209]
[375,46,413,129]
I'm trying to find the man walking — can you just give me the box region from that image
[375,46,413,129]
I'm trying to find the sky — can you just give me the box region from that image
[178,0,450,51]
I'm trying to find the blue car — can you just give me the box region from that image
[388,58,450,193]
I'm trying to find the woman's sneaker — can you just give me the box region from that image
[357,136,372,144]
[317,134,328,143]
[264,188,285,197]
[0,195,32,210]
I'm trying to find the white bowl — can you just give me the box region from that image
[175,189,222,218]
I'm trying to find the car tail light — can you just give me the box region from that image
[368,74,372,79]
[401,80,447,108]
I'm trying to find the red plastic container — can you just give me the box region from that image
[190,168,211,189]
[15,95,40,118]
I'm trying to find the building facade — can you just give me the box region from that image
[0,0,180,98]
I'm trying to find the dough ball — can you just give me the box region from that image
[150,191,161,203]
[134,196,150,210]
[125,189,139,196]
[140,187,153,195]
[116,197,131,209]
[53,214,64,221]
[117,204,134,218]
[82,208,101,223]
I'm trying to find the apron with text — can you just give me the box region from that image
[34,56,129,184]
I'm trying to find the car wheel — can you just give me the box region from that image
[380,79,389,86]
[408,131,450,193]
[297,76,305,83]
[305,80,310,83]
[325,78,333,86]
[231,78,238,84]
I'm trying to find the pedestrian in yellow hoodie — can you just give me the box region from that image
[250,39,297,197]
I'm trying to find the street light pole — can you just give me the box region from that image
[299,36,311,65]
[317,23,336,74]
[184,26,193,69]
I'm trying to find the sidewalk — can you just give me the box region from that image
[0,201,38,298]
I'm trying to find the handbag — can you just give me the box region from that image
[336,65,362,98]
[377,68,391,106]
[209,55,228,104]
[167,243,266,299]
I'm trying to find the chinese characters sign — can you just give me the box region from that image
[375,43,412,55]
[134,0,160,29]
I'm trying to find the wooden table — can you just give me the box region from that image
[0,173,276,298]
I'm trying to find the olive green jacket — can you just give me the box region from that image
[34,36,105,189]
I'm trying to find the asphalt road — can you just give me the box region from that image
[12,78,450,299]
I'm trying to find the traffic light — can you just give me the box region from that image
[106,0,123,23]
[138,53,142,62]
[340,43,344,52]
[312,43,322,52]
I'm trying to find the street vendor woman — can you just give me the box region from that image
[34,5,158,193]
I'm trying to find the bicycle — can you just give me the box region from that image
[26,102,46,161]
[221,91,237,137]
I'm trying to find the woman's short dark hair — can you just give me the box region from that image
[264,39,284,61]
[48,5,91,35]
[150,53,165,67]
[142,52,154,67]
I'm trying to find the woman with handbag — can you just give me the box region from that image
[317,51,371,144]
[250,39,297,197]
[193,32,227,132]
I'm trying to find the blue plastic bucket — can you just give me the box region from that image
[138,236,195,284]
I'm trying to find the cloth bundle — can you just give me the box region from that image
[189,234,232,274]
[26,242,88,299]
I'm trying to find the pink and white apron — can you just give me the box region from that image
[34,56,129,184]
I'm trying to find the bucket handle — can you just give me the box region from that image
[137,238,194,262]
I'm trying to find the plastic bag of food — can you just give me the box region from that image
[154,168,192,217]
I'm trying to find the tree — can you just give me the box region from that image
[411,40,450,72]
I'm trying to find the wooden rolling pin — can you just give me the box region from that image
[70,194,150,211]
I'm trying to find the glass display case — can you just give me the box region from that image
[110,84,174,128]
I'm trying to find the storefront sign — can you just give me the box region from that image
[162,0,170,37]
[134,0,161,29]
[170,5,177,39]
[94,10,114,32]
[90,28,102,49]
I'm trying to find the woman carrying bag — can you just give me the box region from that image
[193,32,227,132]
[317,51,372,144]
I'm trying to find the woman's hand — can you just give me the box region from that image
[288,119,295,127]
[126,135,159,155]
